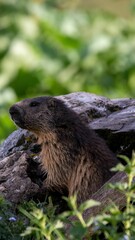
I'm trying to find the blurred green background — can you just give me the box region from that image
[1,0,135,142]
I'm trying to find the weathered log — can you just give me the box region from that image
[83,171,127,219]
[0,92,135,210]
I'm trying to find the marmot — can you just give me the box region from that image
[9,96,118,203]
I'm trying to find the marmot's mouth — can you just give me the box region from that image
[9,105,26,129]
[13,118,26,129]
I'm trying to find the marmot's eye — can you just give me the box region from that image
[30,101,40,107]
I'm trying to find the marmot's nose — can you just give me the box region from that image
[9,105,23,118]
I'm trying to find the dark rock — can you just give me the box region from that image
[0,152,39,203]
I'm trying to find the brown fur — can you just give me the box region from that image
[9,96,118,203]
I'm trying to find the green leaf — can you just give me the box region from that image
[79,199,100,212]
[111,163,126,172]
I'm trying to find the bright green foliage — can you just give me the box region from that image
[1,153,135,239]
[1,0,135,141]
[20,196,99,240]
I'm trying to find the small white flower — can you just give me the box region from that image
[9,217,16,222]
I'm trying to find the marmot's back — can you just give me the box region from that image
[9,96,118,203]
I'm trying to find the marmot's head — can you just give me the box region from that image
[9,96,73,134]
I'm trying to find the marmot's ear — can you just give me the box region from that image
[48,98,56,109]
